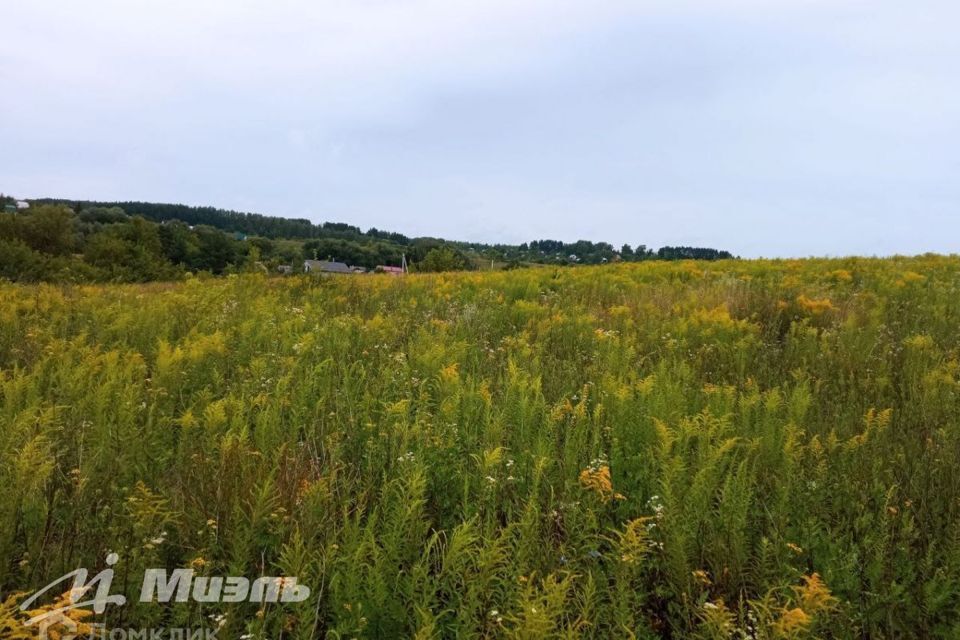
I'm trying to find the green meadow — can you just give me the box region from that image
[2,257,959,638]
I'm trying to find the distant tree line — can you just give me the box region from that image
[2,198,735,282]
[651,246,734,261]
[1,204,260,282]
[32,198,412,243]
[485,241,734,265]
[0,204,471,282]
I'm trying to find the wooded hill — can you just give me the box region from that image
[1,195,735,282]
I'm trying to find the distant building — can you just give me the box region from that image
[16,200,29,209]
[377,265,405,275]
[277,265,293,274]
[304,259,354,274]
[351,266,367,273]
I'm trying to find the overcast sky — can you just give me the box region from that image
[1,0,958,257]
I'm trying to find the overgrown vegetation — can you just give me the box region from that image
[1,257,956,637]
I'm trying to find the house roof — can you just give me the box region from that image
[304,259,354,274]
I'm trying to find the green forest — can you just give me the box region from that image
[1,195,734,283]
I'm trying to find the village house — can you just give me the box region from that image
[303,259,354,274]
[376,265,405,275]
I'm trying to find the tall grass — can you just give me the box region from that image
[1,257,959,637]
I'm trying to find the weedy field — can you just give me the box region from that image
[1,258,959,638]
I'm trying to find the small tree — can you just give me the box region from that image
[417,247,468,272]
